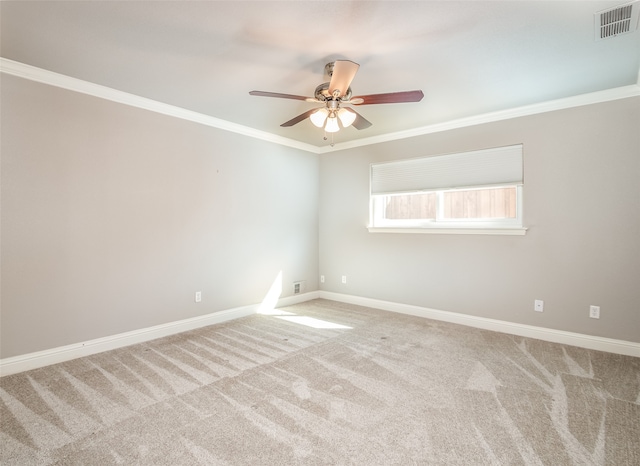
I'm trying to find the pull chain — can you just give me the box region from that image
[322,131,335,147]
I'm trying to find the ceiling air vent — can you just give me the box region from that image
[595,1,639,40]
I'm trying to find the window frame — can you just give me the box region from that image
[368,146,527,235]
[370,185,524,232]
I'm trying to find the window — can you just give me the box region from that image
[369,145,525,234]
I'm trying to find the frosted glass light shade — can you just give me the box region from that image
[310,108,329,127]
[338,108,356,127]
[325,116,340,133]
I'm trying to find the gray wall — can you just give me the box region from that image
[2,73,638,360]
[1,75,319,358]
[319,97,640,343]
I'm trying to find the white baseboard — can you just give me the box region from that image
[319,291,640,358]
[3,289,635,377]
[0,291,319,377]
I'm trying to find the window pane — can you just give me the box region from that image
[384,193,437,220]
[443,187,516,219]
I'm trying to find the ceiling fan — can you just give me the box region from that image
[249,60,424,134]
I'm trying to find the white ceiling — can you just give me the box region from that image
[2,1,639,148]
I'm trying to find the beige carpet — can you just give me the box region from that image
[1,299,639,465]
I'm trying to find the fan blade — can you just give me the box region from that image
[345,108,373,130]
[280,109,318,127]
[329,60,360,98]
[351,90,424,105]
[250,90,311,101]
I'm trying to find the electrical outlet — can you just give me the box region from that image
[589,305,600,319]
[195,291,202,303]
[534,300,544,312]
[320,275,325,283]
[341,275,347,284]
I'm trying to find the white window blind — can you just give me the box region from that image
[371,144,523,195]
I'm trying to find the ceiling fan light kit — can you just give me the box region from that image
[324,115,340,133]
[310,102,357,132]
[249,59,424,141]
[338,108,357,127]
[310,108,329,127]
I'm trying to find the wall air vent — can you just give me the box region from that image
[595,1,639,40]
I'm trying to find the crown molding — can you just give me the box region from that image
[322,84,640,153]
[0,57,319,154]
[3,57,639,155]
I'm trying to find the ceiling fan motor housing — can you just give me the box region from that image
[314,83,352,101]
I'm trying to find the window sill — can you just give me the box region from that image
[367,227,528,235]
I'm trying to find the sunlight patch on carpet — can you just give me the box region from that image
[274,316,352,330]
